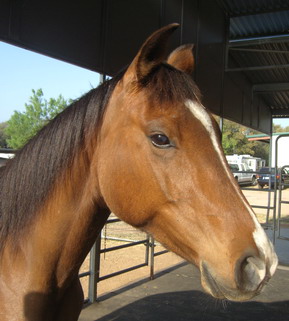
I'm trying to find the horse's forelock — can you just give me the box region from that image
[143,64,201,105]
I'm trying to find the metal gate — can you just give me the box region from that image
[79,215,169,303]
[229,133,289,269]
[272,133,289,267]
[276,165,289,241]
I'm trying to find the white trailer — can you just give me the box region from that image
[226,154,265,185]
[0,153,14,167]
[226,154,265,172]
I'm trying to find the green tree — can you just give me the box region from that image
[250,141,270,164]
[219,119,269,163]
[222,120,255,155]
[0,122,8,148]
[5,89,69,149]
[273,123,289,133]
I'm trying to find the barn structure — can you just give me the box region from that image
[1,0,289,135]
[1,1,289,319]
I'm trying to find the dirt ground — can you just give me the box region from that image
[79,227,183,300]
[79,187,289,300]
[242,185,289,223]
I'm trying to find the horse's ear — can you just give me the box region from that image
[167,44,195,74]
[124,23,179,83]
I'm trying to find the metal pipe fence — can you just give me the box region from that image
[79,217,169,303]
[277,165,289,241]
[149,236,168,280]
[273,134,289,244]
[0,148,16,153]
[232,169,274,227]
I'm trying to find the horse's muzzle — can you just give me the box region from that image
[200,254,276,302]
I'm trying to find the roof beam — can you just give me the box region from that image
[229,47,289,54]
[229,34,289,47]
[271,109,289,117]
[253,83,289,93]
[226,63,289,72]
[229,7,289,18]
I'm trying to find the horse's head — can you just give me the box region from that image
[97,24,277,301]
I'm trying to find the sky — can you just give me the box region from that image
[1,41,289,128]
[273,117,289,128]
[0,41,100,123]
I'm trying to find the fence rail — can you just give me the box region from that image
[0,148,16,153]
[79,217,169,302]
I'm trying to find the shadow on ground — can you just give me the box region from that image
[94,290,289,321]
[80,264,289,321]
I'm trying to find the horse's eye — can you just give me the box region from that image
[150,134,171,148]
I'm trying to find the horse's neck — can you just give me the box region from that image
[40,166,110,287]
[49,195,109,281]
[5,160,109,291]
[0,177,109,321]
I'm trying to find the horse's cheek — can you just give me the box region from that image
[97,153,159,227]
[97,151,132,210]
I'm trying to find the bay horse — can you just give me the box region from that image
[0,24,277,321]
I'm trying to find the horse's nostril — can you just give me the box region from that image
[236,256,266,292]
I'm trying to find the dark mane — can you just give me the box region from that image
[0,71,124,249]
[0,63,200,250]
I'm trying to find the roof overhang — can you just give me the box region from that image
[2,1,289,134]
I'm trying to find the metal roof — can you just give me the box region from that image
[219,0,289,117]
[2,0,289,133]
[220,0,289,18]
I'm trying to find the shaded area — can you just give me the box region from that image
[266,228,289,266]
[80,264,289,321]
[95,291,289,321]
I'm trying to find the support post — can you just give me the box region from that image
[149,236,155,280]
[88,235,101,303]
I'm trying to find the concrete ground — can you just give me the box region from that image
[79,263,289,321]
[267,227,289,266]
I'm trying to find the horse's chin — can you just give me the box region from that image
[200,262,264,302]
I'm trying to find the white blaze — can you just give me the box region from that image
[184,100,232,179]
[185,100,278,277]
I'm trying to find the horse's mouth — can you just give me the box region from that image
[200,262,264,302]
